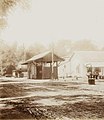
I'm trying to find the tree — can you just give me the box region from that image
[50,39,72,57]
[26,42,47,60]
[0,0,30,72]
[0,0,29,15]
[1,44,17,67]
[47,39,98,57]
[0,0,29,28]
[72,40,98,51]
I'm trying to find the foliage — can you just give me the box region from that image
[0,0,29,28]
[0,39,99,69]
[48,39,98,57]
[26,42,47,60]
[72,40,98,51]
[53,39,72,57]
[0,41,17,67]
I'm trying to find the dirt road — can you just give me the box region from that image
[0,77,104,119]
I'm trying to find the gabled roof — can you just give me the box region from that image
[59,51,104,67]
[72,51,104,62]
[22,51,64,65]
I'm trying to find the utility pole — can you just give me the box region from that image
[1,53,3,75]
[23,43,26,62]
[51,41,54,80]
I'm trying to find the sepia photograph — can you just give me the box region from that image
[0,0,104,120]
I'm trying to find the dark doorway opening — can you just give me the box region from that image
[36,64,42,79]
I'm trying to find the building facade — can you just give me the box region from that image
[58,51,104,78]
[22,51,64,79]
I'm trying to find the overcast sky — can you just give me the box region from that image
[1,0,104,47]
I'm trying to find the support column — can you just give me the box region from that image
[56,62,58,79]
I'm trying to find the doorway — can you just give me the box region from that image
[36,64,42,79]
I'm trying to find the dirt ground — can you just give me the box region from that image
[0,77,104,120]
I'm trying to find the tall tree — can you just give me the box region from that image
[26,42,47,60]
[0,0,29,68]
[52,40,72,57]
[72,40,98,51]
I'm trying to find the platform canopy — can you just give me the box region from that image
[85,62,104,67]
[22,51,64,65]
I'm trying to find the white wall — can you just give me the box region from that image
[58,61,71,78]
[58,54,87,78]
[70,53,85,77]
[59,53,104,78]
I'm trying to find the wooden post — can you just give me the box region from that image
[51,51,54,80]
[27,64,30,79]
[23,43,26,62]
[51,42,54,80]
[56,62,58,80]
[42,62,44,79]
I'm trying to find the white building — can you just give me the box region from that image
[58,51,104,78]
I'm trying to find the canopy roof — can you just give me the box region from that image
[22,51,64,65]
[85,62,104,67]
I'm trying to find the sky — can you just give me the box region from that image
[1,0,104,48]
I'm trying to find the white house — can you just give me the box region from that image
[58,51,104,78]
[58,57,71,78]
